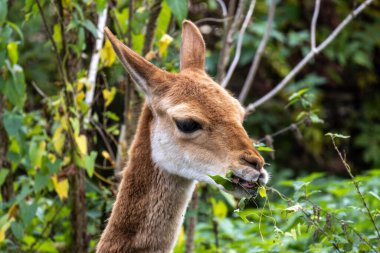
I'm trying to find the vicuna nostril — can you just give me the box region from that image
[240,155,261,170]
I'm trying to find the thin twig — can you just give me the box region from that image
[142,0,162,56]
[329,136,380,239]
[221,0,256,88]
[90,118,117,162]
[257,120,305,143]
[311,0,321,52]
[31,81,48,99]
[216,0,228,28]
[245,0,374,114]
[216,0,238,82]
[238,0,276,102]
[194,17,232,25]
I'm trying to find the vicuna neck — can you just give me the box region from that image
[97,105,195,253]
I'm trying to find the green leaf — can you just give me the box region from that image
[29,140,46,169]
[209,175,235,191]
[369,191,380,202]
[0,169,9,187]
[34,171,49,192]
[257,146,274,152]
[288,88,309,101]
[11,221,23,240]
[0,0,7,24]
[2,110,22,137]
[238,197,247,210]
[19,201,37,226]
[325,133,350,139]
[3,64,26,108]
[165,0,187,22]
[84,151,97,177]
[81,19,99,39]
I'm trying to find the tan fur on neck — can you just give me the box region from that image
[97,106,195,252]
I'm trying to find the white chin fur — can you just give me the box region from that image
[151,126,226,185]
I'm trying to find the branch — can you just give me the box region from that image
[216,0,240,82]
[221,0,256,88]
[142,0,162,56]
[311,0,321,52]
[216,0,228,28]
[238,0,276,102]
[84,4,109,115]
[185,189,199,253]
[245,0,374,114]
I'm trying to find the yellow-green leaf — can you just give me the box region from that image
[100,39,116,67]
[29,141,46,169]
[51,175,69,200]
[76,91,85,104]
[211,199,228,219]
[53,24,62,51]
[52,125,65,155]
[102,87,117,107]
[0,215,14,242]
[158,34,173,57]
[75,134,87,156]
[259,186,267,198]
[7,41,18,65]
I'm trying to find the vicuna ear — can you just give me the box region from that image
[104,27,163,98]
[180,20,206,71]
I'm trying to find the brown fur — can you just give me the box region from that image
[97,106,193,252]
[97,21,266,252]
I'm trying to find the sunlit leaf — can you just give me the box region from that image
[51,175,69,200]
[102,87,117,107]
[52,24,62,51]
[75,134,87,156]
[100,39,116,67]
[29,140,46,169]
[259,186,267,198]
[158,34,173,57]
[211,199,228,219]
[257,146,274,152]
[0,215,14,242]
[7,41,18,65]
[52,125,65,155]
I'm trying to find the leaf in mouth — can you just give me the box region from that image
[209,175,235,191]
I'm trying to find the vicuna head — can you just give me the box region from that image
[105,21,269,196]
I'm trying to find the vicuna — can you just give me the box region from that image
[97,20,269,253]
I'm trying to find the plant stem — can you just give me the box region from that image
[329,137,380,239]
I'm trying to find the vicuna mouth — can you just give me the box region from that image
[230,174,260,189]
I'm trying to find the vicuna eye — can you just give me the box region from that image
[175,119,202,134]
